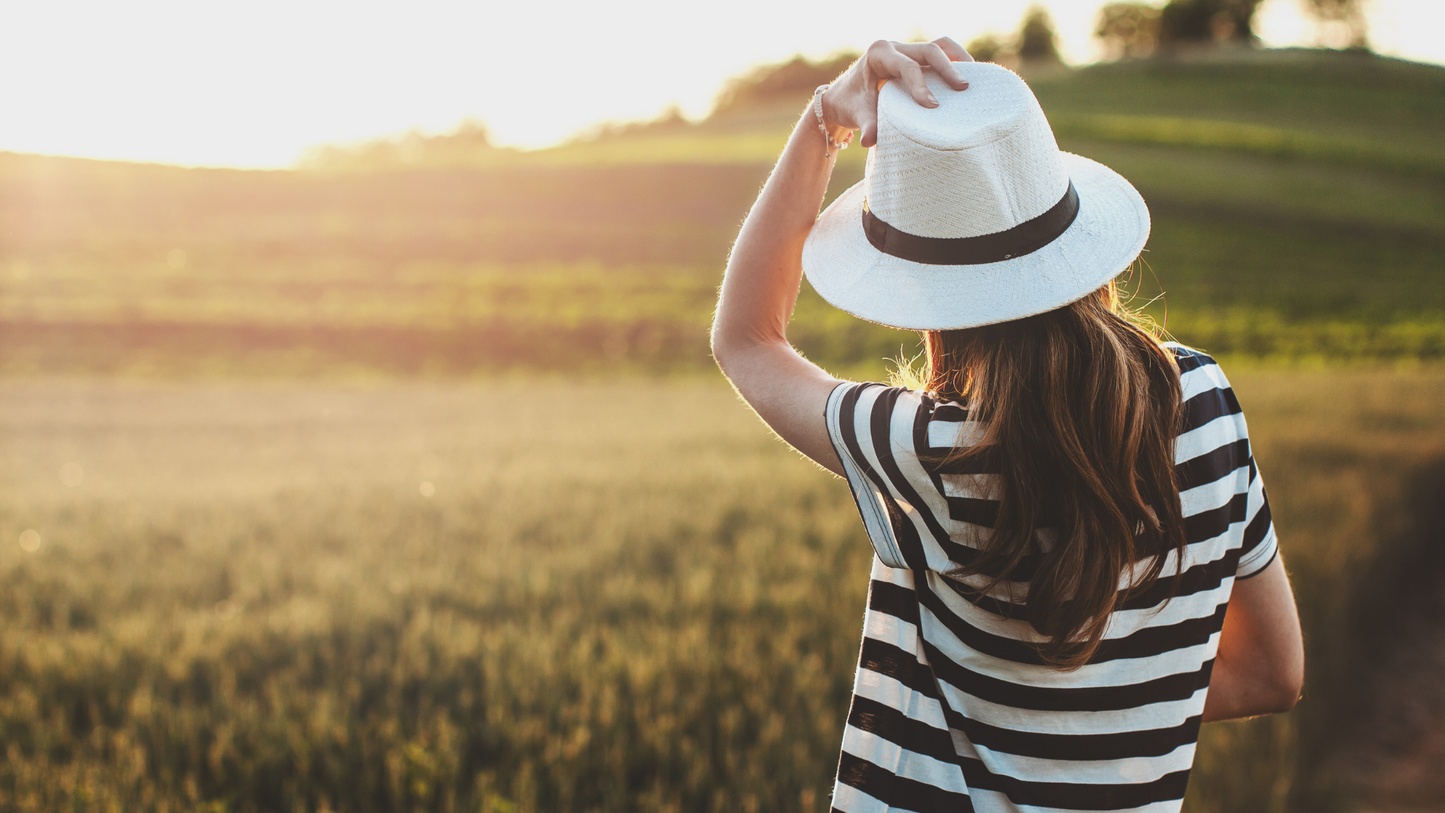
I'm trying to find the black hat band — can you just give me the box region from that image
[861,181,1080,266]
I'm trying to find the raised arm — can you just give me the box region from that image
[710,39,970,476]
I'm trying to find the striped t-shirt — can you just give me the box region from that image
[823,344,1277,813]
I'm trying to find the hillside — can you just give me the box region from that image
[4,47,1445,813]
[1,48,1442,377]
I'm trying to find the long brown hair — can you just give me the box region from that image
[899,279,1186,669]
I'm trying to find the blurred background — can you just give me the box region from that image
[1,0,1443,810]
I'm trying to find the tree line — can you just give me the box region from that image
[300,0,1373,171]
[980,0,1369,66]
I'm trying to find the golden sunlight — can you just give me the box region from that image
[1,0,1437,168]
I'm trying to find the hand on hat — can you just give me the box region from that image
[822,38,972,149]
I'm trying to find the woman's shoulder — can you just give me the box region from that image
[827,380,978,460]
[830,380,970,422]
[1162,340,1223,372]
[1159,342,1254,444]
[1162,341,1237,395]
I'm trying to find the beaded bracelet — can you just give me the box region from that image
[813,84,853,158]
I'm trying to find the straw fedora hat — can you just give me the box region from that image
[802,61,1149,331]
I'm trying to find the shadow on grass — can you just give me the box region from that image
[1296,457,1445,812]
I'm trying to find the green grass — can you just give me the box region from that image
[3,46,1445,813]
[2,51,1445,378]
[1030,49,1445,158]
[1059,139,1445,239]
[2,47,1445,808]
[1,372,1443,811]
[0,381,868,812]
[1052,114,1445,180]
[3,50,1443,376]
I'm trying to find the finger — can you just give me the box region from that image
[862,57,882,117]
[869,46,937,107]
[856,55,885,148]
[899,41,967,89]
[932,36,972,62]
[894,54,938,107]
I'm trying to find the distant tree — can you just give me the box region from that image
[299,119,501,171]
[572,104,694,143]
[1095,2,1163,59]
[711,52,860,115]
[1159,0,1263,45]
[1302,0,1369,49]
[966,32,1007,64]
[1016,5,1062,63]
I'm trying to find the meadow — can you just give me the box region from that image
[1,47,1444,812]
[3,50,1443,377]
[2,369,1444,812]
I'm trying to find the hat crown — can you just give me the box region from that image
[864,63,1069,240]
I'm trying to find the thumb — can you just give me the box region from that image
[860,117,879,149]
[859,74,882,147]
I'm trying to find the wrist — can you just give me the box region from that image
[812,84,855,158]
[819,86,849,136]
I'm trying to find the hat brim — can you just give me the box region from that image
[802,152,1150,331]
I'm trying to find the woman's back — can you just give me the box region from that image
[709,40,1302,813]
[825,344,1276,812]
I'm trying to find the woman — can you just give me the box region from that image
[711,39,1304,812]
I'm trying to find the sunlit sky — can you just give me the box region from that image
[1,0,1439,169]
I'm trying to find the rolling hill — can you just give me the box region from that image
[1,48,1442,377]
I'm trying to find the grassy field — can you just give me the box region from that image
[2,46,1444,812]
[2,49,1443,376]
[2,371,1443,812]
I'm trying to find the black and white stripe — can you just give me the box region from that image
[824,344,1276,812]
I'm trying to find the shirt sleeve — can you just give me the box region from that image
[825,381,955,572]
[1172,345,1279,580]
[825,382,909,568]
[1234,454,1279,578]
